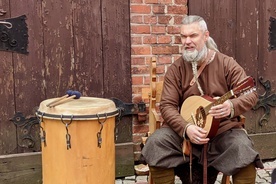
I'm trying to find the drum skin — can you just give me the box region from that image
[37,97,118,184]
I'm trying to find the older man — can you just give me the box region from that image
[141,15,264,184]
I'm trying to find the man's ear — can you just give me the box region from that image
[204,31,210,42]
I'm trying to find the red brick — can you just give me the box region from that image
[131,0,143,3]
[145,57,153,65]
[152,25,166,34]
[158,15,172,24]
[152,5,165,14]
[132,76,144,85]
[133,124,149,134]
[131,5,151,14]
[158,35,172,44]
[132,25,150,34]
[132,36,143,45]
[144,76,150,85]
[159,0,172,4]
[174,35,182,44]
[152,45,179,54]
[143,35,157,44]
[132,46,151,55]
[144,15,157,24]
[145,0,158,3]
[175,0,187,5]
[167,25,180,34]
[131,15,143,24]
[156,65,165,74]
[132,65,150,74]
[131,57,146,65]
[174,15,184,24]
[158,56,173,64]
[167,5,187,14]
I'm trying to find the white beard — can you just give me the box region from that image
[182,45,208,63]
[182,45,208,96]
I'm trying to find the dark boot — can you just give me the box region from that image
[149,166,175,184]
[232,163,256,184]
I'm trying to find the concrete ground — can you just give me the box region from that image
[115,159,276,184]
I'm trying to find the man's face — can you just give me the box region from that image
[180,22,209,62]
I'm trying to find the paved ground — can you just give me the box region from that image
[115,159,276,184]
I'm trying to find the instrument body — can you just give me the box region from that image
[181,95,220,138]
[180,76,255,139]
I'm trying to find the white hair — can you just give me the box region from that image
[182,15,219,52]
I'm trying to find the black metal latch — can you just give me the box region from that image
[110,97,147,122]
[269,17,276,51]
[0,15,28,54]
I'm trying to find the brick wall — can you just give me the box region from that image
[130,0,188,161]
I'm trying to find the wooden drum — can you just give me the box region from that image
[36,97,118,184]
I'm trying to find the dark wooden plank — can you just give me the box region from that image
[236,0,258,80]
[0,0,17,155]
[102,0,133,177]
[235,0,260,134]
[256,0,276,133]
[9,0,44,153]
[102,0,131,100]
[212,0,236,56]
[115,142,135,178]
[42,0,75,98]
[188,0,214,32]
[72,0,104,97]
[0,152,42,184]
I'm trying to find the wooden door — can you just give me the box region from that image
[0,0,132,183]
[189,0,276,159]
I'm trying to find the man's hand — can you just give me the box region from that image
[186,125,209,144]
[209,99,232,119]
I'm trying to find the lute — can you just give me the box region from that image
[181,76,255,155]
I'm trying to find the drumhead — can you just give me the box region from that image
[36,97,118,120]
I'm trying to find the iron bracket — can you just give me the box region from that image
[253,77,276,126]
[0,15,28,54]
[10,112,40,149]
[110,97,146,118]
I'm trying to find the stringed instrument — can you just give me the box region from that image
[180,76,256,139]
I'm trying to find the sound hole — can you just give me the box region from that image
[195,106,206,128]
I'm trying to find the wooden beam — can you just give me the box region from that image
[249,132,276,160]
[0,152,42,184]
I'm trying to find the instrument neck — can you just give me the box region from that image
[204,90,234,115]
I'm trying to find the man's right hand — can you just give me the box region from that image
[186,125,209,144]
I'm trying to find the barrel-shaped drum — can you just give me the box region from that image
[37,97,118,184]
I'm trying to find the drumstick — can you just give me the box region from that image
[49,91,82,107]
[46,90,73,107]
